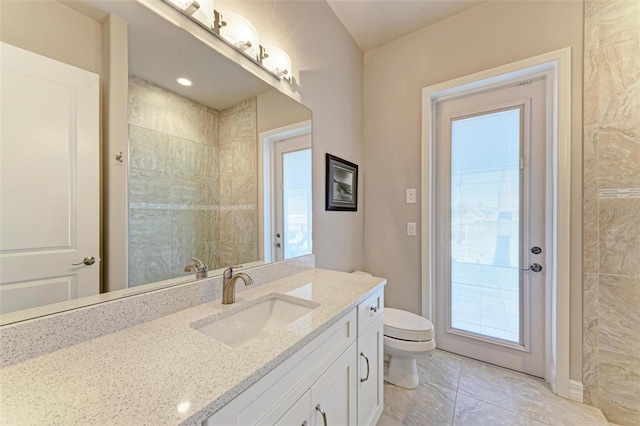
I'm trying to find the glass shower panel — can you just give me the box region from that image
[450,108,522,343]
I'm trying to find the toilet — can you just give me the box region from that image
[383,307,435,389]
[351,271,435,390]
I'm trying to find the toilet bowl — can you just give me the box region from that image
[383,307,435,389]
[350,271,435,389]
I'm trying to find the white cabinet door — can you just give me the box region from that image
[0,42,100,314]
[357,316,384,426]
[311,343,357,426]
[274,390,311,426]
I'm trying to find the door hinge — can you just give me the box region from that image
[520,158,525,170]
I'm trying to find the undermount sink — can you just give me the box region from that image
[192,295,318,348]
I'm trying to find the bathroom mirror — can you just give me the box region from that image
[0,0,312,324]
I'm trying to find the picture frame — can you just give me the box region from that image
[325,153,358,211]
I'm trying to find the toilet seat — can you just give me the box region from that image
[384,335,436,355]
[384,308,434,342]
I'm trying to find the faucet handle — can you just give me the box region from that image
[191,257,207,269]
[229,264,244,273]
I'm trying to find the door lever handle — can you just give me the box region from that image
[73,256,98,266]
[521,263,543,272]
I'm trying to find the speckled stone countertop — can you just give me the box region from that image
[0,269,385,425]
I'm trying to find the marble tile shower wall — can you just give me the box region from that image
[128,77,258,287]
[216,98,259,267]
[582,1,640,425]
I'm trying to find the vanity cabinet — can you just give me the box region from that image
[357,316,384,426]
[309,342,357,426]
[356,288,384,426]
[257,343,357,426]
[204,288,384,426]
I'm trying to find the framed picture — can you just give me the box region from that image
[325,153,358,211]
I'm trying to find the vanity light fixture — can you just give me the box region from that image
[166,0,200,16]
[162,0,292,83]
[193,0,215,28]
[176,77,193,86]
[218,11,260,60]
[261,45,292,82]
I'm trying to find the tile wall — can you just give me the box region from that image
[128,77,258,286]
[582,1,640,424]
[216,98,259,268]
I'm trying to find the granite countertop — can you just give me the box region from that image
[0,269,385,425]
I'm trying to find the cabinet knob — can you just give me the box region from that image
[370,305,378,313]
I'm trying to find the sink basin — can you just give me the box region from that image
[193,295,317,348]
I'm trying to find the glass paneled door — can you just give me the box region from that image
[435,79,547,377]
[273,132,312,261]
[450,108,523,343]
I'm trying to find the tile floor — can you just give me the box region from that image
[379,350,612,426]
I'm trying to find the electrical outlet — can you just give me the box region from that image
[406,188,416,204]
[407,222,416,236]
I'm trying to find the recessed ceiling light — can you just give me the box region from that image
[176,77,193,86]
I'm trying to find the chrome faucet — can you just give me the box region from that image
[184,257,208,279]
[222,265,253,304]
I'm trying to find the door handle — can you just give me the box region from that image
[360,352,370,382]
[72,256,98,266]
[521,263,543,272]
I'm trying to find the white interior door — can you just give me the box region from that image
[273,132,312,261]
[0,42,100,315]
[434,78,546,377]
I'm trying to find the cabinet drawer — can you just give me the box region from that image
[357,289,383,336]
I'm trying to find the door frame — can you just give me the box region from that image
[421,48,571,397]
[258,120,312,263]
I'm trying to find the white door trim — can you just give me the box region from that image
[258,120,312,263]
[421,48,571,397]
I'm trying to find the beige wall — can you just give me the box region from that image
[362,0,584,379]
[217,1,365,272]
[257,89,312,134]
[0,0,102,74]
[582,1,640,423]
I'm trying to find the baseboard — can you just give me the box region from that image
[569,379,584,403]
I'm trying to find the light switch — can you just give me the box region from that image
[406,188,416,204]
[407,222,416,236]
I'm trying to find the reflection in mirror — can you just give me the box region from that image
[0,0,311,324]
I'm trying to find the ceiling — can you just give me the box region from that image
[68,0,272,111]
[326,0,487,52]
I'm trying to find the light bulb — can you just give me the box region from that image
[191,0,215,29]
[262,45,292,80]
[219,11,259,59]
